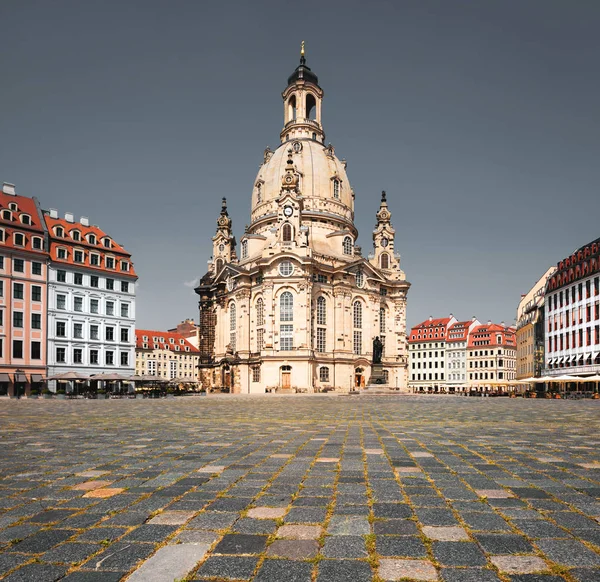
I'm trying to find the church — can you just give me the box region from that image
[195,47,410,393]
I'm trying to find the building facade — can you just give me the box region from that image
[445,318,480,393]
[168,319,199,349]
[136,329,200,380]
[196,50,410,393]
[467,322,517,392]
[516,267,555,380]
[45,210,137,388]
[544,238,600,376]
[408,316,456,393]
[0,183,49,397]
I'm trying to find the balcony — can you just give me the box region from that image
[283,118,321,130]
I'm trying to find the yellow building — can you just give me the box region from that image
[516,267,555,380]
[135,329,200,381]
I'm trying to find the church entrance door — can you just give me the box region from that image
[354,368,365,389]
[281,365,292,390]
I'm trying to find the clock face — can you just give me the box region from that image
[283,206,293,217]
[381,238,389,248]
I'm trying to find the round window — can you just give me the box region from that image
[279,261,294,277]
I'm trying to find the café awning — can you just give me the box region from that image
[0,373,10,382]
[14,373,27,382]
[31,374,45,383]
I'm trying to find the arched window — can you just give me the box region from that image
[215,258,223,273]
[256,183,262,203]
[316,296,326,325]
[353,301,363,355]
[319,366,330,382]
[380,307,386,335]
[333,179,340,199]
[343,236,353,256]
[353,301,362,328]
[306,94,316,120]
[380,253,389,269]
[280,292,293,322]
[229,302,236,353]
[55,226,64,237]
[256,298,264,326]
[282,223,293,242]
[241,240,248,259]
[288,95,297,121]
[356,271,364,288]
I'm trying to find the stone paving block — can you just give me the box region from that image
[213,533,268,555]
[42,542,101,564]
[432,541,486,566]
[276,524,321,539]
[376,535,428,557]
[570,568,600,581]
[266,539,319,559]
[422,526,469,541]
[379,558,438,581]
[147,510,195,525]
[125,542,210,581]
[440,568,501,581]
[254,559,313,582]
[490,555,548,574]
[316,559,373,582]
[535,538,600,566]
[1,563,68,582]
[194,555,258,580]
[474,533,535,554]
[0,554,30,576]
[374,519,419,535]
[321,535,367,558]
[327,515,370,535]
[187,511,239,530]
[82,488,124,499]
[247,507,287,519]
[10,529,74,553]
[60,572,127,582]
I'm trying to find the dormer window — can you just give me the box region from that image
[55,226,64,237]
[72,230,81,241]
[2,210,12,221]
[14,233,25,246]
[103,238,111,248]
[8,203,17,212]
[32,237,42,250]
[90,253,100,266]
[185,346,190,352]
[121,260,129,272]
[343,236,353,256]
[57,248,67,259]
[169,338,174,344]
[88,234,96,245]
[241,240,248,259]
[180,339,184,345]
[142,335,148,341]
[333,179,340,199]
[106,257,115,269]
[21,214,31,225]
[175,346,180,351]
[74,250,84,263]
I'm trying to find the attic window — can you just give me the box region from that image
[2,210,11,221]
[180,339,184,344]
[142,335,148,341]
[8,203,17,212]
[333,179,340,199]
[169,338,174,343]
[72,230,81,241]
[55,226,64,237]
[21,214,31,225]
[88,234,96,244]
[103,238,111,248]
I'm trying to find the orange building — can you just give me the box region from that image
[467,322,517,393]
[0,183,49,397]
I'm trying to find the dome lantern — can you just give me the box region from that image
[281,42,325,144]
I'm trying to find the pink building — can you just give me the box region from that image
[0,183,49,397]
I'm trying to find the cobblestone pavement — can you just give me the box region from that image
[1,396,600,582]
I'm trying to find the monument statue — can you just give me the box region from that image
[373,336,383,364]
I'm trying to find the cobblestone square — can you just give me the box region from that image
[1,396,600,581]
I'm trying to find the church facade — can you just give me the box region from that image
[195,49,410,393]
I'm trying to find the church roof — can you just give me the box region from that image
[287,55,319,86]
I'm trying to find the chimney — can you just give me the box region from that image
[501,321,505,327]
[80,216,89,226]
[472,316,476,321]
[487,320,491,325]
[49,208,58,219]
[65,212,74,223]
[429,315,433,322]
[2,183,16,195]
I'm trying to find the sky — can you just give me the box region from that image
[1,0,599,330]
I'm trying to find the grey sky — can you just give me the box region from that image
[1,0,599,330]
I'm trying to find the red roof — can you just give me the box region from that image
[45,215,136,278]
[467,323,516,349]
[0,191,48,256]
[446,321,473,343]
[136,329,200,353]
[408,317,452,343]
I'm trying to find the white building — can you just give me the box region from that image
[408,316,457,393]
[544,238,600,376]
[195,48,411,393]
[45,210,136,389]
[445,318,480,393]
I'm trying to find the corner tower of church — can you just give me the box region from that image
[196,46,411,394]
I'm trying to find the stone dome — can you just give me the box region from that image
[250,138,354,228]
